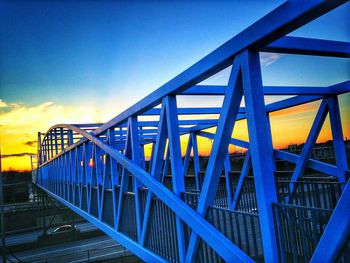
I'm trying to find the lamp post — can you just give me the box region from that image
[0,146,7,262]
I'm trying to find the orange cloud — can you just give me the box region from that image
[0,100,111,171]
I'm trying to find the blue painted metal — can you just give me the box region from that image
[231,151,251,210]
[182,133,192,178]
[190,133,201,190]
[286,99,329,202]
[311,180,350,263]
[140,103,168,247]
[241,50,279,262]
[184,84,348,96]
[275,149,339,176]
[224,153,232,206]
[185,56,246,262]
[328,96,348,184]
[164,95,187,261]
[128,117,143,240]
[263,36,350,58]
[35,1,349,262]
[161,146,169,184]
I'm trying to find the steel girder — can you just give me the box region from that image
[36,1,349,262]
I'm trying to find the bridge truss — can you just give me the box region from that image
[36,1,350,262]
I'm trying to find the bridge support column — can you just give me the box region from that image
[164,95,186,262]
[241,50,279,262]
[328,95,348,183]
[191,133,201,190]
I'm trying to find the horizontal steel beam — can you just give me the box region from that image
[183,80,350,96]
[197,131,250,149]
[144,107,227,115]
[274,150,338,176]
[264,36,350,58]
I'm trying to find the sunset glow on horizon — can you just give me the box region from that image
[1,92,349,171]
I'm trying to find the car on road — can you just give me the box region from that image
[49,224,77,235]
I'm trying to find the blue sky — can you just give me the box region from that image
[0,0,349,171]
[1,0,348,109]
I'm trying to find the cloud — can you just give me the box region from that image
[0,100,105,134]
[0,98,122,170]
[24,140,37,147]
[0,99,8,108]
[260,52,281,67]
[1,152,35,158]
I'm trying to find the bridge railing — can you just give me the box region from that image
[273,203,333,262]
[182,192,263,262]
[183,173,344,213]
[276,180,344,209]
[144,192,180,263]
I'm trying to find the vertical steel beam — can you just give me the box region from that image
[54,128,58,155]
[0,146,7,263]
[183,134,192,178]
[37,132,42,167]
[79,144,86,209]
[68,150,73,203]
[107,129,120,229]
[328,96,348,183]
[72,147,78,205]
[148,142,156,173]
[99,145,111,220]
[241,50,278,262]
[129,117,143,241]
[224,153,232,205]
[164,95,186,261]
[140,127,147,170]
[87,145,97,214]
[94,145,103,217]
[49,133,54,160]
[68,130,74,146]
[86,142,93,213]
[63,153,68,200]
[60,128,65,151]
[266,113,276,171]
[191,133,201,190]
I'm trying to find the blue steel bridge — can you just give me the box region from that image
[34,1,350,262]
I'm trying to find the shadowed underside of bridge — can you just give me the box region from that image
[35,1,350,262]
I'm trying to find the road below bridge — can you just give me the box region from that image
[2,235,138,263]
